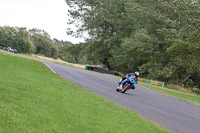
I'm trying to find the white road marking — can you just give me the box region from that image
[42,61,56,73]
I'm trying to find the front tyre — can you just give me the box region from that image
[121,84,130,93]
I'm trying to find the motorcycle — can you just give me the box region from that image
[116,82,132,93]
[116,75,136,93]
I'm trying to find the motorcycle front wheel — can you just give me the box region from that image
[121,84,130,93]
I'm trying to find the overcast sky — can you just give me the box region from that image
[0,0,85,44]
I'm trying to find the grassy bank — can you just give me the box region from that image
[139,82,200,106]
[0,52,169,133]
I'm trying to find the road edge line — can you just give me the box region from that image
[42,61,56,73]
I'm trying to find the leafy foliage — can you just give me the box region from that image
[59,43,85,64]
[0,27,35,53]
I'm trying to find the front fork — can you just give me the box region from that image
[118,79,122,85]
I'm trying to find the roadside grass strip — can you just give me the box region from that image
[0,52,170,133]
[139,82,200,106]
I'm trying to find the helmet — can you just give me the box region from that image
[135,71,139,76]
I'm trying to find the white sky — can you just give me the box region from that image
[0,0,85,44]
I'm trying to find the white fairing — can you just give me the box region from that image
[119,84,122,89]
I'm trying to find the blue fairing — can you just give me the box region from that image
[121,75,136,89]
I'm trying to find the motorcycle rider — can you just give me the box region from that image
[134,71,139,84]
[117,71,139,90]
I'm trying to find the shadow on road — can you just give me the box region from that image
[115,90,138,97]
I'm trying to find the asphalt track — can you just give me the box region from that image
[42,61,200,133]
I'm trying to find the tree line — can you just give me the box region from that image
[0,26,85,64]
[65,0,200,88]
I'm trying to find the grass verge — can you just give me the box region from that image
[0,52,170,133]
[139,82,200,106]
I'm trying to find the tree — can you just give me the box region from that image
[0,26,35,53]
[29,28,53,57]
[51,44,59,59]
[59,43,85,64]
[66,0,131,69]
[0,26,15,48]
[14,27,35,53]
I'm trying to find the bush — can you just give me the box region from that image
[192,89,200,95]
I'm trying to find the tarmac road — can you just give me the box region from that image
[43,61,200,133]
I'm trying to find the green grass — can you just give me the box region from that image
[139,82,200,106]
[0,52,170,133]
